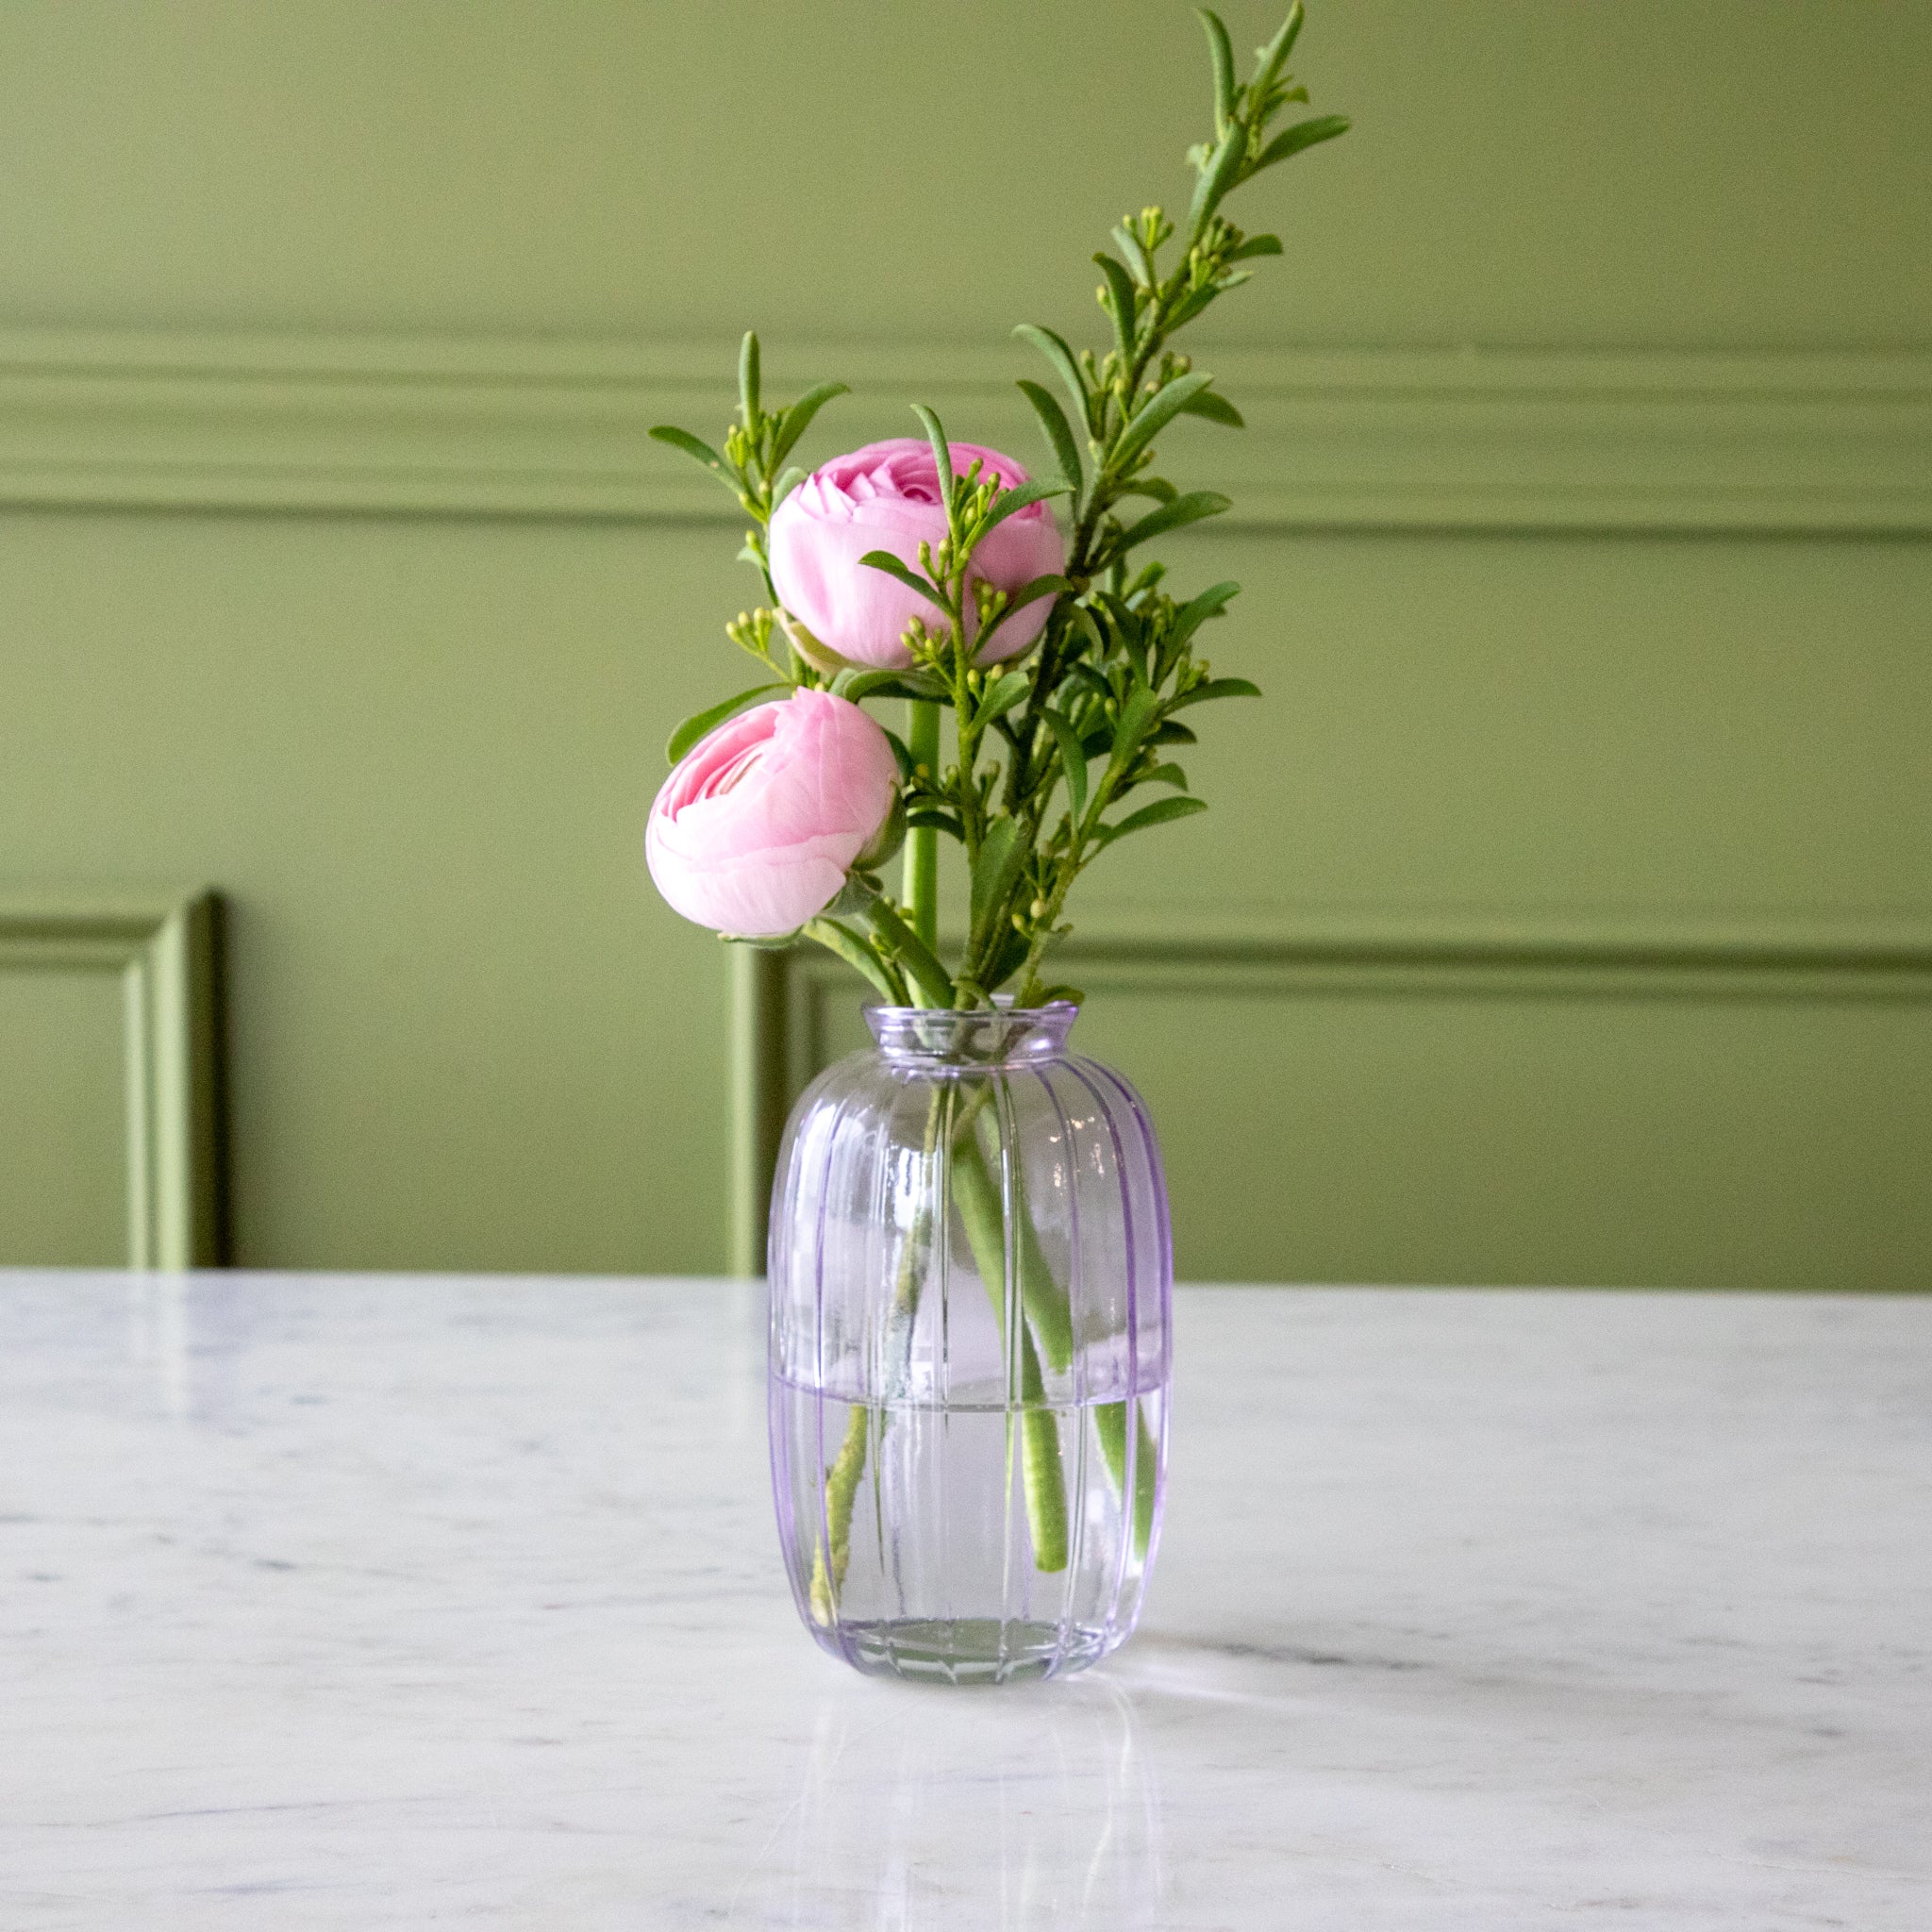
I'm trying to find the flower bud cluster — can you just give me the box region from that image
[725,607,780,672]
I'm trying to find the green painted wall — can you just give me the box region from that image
[2,1,1925,349]
[1,2,1926,1282]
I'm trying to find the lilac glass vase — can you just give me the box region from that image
[768,1001,1171,1684]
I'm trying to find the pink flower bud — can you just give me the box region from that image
[646,690,900,939]
[769,440,1066,670]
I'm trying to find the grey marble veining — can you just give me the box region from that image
[2,1273,1926,1929]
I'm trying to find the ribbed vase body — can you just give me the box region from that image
[769,1004,1171,1684]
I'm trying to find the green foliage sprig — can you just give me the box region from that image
[652,5,1347,1010]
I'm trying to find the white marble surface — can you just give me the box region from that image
[2,1274,1927,1929]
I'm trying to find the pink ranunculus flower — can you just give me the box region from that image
[646,689,899,939]
[768,439,1066,670]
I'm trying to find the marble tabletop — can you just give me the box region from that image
[2,1273,1927,1930]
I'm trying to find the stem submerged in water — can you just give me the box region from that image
[808,1077,1077,1606]
[808,1404,870,1624]
[809,1086,949,1621]
[949,1133,1074,1373]
[1095,1398,1159,1560]
[948,1118,1071,1573]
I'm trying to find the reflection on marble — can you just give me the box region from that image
[1,1272,1927,1928]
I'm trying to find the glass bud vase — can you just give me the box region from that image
[768,1002,1171,1685]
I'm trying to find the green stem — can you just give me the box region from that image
[905,699,941,961]
[951,1132,1074,1374]
[1013,1339,1070,1577]
[956,1109,1157,1563]
[948,1114,1070,1573]
[892,1085,948,1324]
[807,1084,1153,1611]
[808,1404,870,1624]
[806,1089,950,1624]
[1095,1399,1159,1561]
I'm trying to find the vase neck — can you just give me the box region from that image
[865,1002,1078,1069]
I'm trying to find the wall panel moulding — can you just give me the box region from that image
[0,891,224,1270]
[0,330,1925,535]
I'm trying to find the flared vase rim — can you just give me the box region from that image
[863,998,1080,1066]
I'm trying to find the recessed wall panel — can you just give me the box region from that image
[0,966,127,1265]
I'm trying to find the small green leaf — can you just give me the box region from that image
[1108,371,1216,475]
[1227,233,1284,261]
[1189,125,1247,231]
[1250,3,1307,104]
[881,725,916,780]
[1177,387,1245,428]
[1111,224,1156,287]
[1171,675,1263,710]
[1139,762,1190,791]
[1118,475,1179,505]
[1094,591,1146,681]
[771,380,850,469]
[1196,8,1239,130]
[649,425,728,476]
[1109,490,1232,558]
[738,332,760,428]
[1110,681,1164,764]
[973,671,1032,728]
[834,668,944,704]
[864,894,955,1007]
[1014,324,1094,438]
[1152,719,1199,745]
[1164,282,1223,330]
[1016,379,1083,493]
[857,549,949,611]
[1042,707,1089,822]
[666,683,785,763]
[1093,252,1139,362]
[905,808,965,839]
[1172,579,1242,644]
[911,404,953,510]
[1254,114,1351,172]
[978,481,1071,541]
[1097,794,1208,846]
[1263,0,1307,72]
[969,817,1028,951]
[803,917,904,1005]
